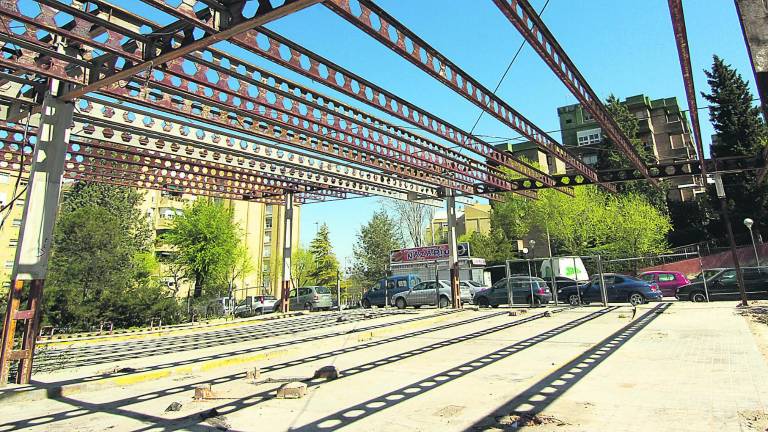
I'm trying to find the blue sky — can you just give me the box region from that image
[127,0,759,266]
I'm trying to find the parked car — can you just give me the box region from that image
[361,275,422,308]
[690,268,726,283]
[558,273,662,306]
[392,280,472,309]
[639,271,690,297]
[473,276,552,307]
[676,267,768,302]
[460,280,490,297]
[233,295,278,317]
[289,286,334,311]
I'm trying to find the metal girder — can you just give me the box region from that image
[491,0,655,187]
[484,156,765,192]
[0,3,526,195]
[59,0,323,101]
[667,0,707,178]
[324,0,603,189]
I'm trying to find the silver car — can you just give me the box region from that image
[460,280,490,297]
[234,295,278,317]
[289,286,334,311]
[392,280,472,309]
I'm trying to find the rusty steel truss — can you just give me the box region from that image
[0,0,670,385]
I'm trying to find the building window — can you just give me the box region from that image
[265,205,273,216]
[263,247,271,258]
[0,173,9,184]
[583,154,598,165]
[4,261,13,269]
[576,128,602,147]
[265,217,273,230]
[263,232,272,246]
[582,110,594,122]
[11,218,21,227]
[9,239,17,248]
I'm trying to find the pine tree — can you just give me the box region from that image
[308,224,339,287]
[702,55,768,243]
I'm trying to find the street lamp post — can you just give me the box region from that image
[714,173,748,306]
[744,218,761,267]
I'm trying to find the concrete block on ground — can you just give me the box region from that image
[276,381,307,399]
[313,365,340,380]
[193,384,214,400]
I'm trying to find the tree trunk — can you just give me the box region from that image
[194,273,203,298]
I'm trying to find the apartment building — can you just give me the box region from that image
[557,94,705,201]
[0,173,299,301]
[426,203,491,244]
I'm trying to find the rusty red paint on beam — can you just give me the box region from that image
[59,0,323,101]
[491,0,655,187]
[228,28,557,188]
[667,0,707,178]
[323,0,602,190]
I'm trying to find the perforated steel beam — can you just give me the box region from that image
[59,0,323,101]
[491,0,655,186]
[667,0,707,178]
[324,0,603,189]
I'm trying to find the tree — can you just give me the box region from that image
[605,193,672,267]
[383,199,430,247]
[352,210,402,285]
[291,247,315,288]
[702,55,768,243]
[308,223,340,287]
[163,199,240,298]
[44,182,177,329]
[225,245,255,301]
[458,230,514,264]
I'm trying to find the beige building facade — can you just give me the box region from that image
[426,203,491,245]
[0,173,299,301]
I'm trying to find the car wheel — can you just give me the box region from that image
[629,293,645,306]
[413,305,421,309]
[476,297,489,308]
[691,291,707,302]
[568,294,580,306]
[362,299,371,309]
[395,298,406,310]
[527,296,541,307]
[491,304,499,308]
[438,296,449,308]
[304,302,313,312]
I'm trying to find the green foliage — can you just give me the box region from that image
[491,186,671,259]
[702,55,768,243]
[291,247,315,288]
[308,223,339,287]
[163,199,240,298]
[352,210,402,285]
[45,182,182,330]
[458,230,514,264]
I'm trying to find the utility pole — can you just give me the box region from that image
[715,173,749,306]
[445,190,461,308]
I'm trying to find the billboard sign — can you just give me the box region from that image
[390,243,470,263]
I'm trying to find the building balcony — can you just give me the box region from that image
[666,120,686,135]
[638,117,652,134]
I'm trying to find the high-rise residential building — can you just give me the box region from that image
[0,174,299,302]
[141,190,300,300]
[557,94,705,201]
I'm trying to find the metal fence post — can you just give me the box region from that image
[505,259,512,306]
[697,246,710,302]
[549,257,558,305]
[597,255,608,306]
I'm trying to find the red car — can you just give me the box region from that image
[639,271,690,297]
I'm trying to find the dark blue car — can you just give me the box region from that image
[557,273,662,306]
[361,275,422,308]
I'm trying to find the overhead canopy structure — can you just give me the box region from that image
[0,0,669,385]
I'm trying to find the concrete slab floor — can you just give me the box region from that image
[0,303,766,432]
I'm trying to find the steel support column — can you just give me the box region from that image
[280,193,295,313]
[445,191,460,309]
[0,93,73,386]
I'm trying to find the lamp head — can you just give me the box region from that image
[744,218,754,229]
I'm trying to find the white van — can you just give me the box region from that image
[540,257,589,282]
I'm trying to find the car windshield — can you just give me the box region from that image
[466,281,484,287]
[692,269,724,281]
[314,286,331,294]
